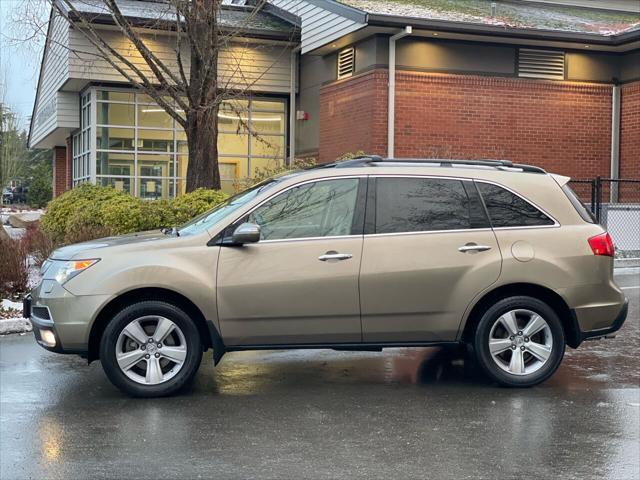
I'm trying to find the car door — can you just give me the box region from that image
[360,176,502,343]
[217,177,366,346]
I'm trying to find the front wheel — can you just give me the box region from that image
[100,301,203,397]
[473,296,565,387]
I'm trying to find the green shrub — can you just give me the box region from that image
[171,188,228,225]
[41,184,229,245]
[41,184,126,242]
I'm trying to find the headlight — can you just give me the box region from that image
[54,259,100,285]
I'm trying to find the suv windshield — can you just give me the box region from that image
[178,180,278,237]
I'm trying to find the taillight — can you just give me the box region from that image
[588,232,615,257]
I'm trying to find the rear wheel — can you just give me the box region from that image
[100,301,202,397]
[473,296,565,387]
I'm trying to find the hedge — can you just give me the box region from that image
[41,184,228,244]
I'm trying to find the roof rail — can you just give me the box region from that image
[333,156,546,174]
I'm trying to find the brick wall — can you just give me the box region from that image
[319,70,388,163]
[394,72,612,178]
[319,69,617,179]
[52,144,70,197]
[620,81,640,179]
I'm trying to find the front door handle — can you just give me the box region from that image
[458,244,492,253]
[319,252,353,262]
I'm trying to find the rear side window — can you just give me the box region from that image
[476,182,555,228]
[562,184,596,223]
[374,177,488,234]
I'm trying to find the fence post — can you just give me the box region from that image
[595,176,602,224]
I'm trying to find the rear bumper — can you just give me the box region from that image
[568,299,628,348]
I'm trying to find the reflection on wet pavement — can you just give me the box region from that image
[1,275,638,479]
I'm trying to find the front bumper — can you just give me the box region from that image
[26,280,112,354]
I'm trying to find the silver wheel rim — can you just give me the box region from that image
[488,309,553,376]
[115,316,187,386]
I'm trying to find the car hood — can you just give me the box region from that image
[50,231,169,260]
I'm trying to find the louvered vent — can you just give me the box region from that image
[337,48,355,80]
[518,49,565,80]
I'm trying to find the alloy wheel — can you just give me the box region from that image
[488,309,553,376]
[115,316,187,385]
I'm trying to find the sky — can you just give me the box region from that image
[0,0,48,131]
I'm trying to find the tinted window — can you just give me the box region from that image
[248,179,359,240]
[562,184,596,224]
[476,182,555,228]
[375,178,476,234]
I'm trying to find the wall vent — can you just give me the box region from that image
[518,49,565,80]
[337,47,355,80]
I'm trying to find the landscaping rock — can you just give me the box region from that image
[8,212,42,229]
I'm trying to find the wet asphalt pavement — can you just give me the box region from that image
[1,273,639,480]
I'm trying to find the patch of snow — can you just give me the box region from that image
[1,299,23,310]
[0,318,32,335]
[2,225,25,240]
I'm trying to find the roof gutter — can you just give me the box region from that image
[388,26,412,159]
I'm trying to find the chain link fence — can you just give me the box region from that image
[568,177,640,260]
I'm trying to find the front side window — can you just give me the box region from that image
[476,182,555,228]
[375,178,478,234]
[248,179,360,241]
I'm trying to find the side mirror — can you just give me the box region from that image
[232,223,261,245]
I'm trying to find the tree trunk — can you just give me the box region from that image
[185,105,220,192]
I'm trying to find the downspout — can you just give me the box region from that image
[610,81,621,202]
[388,26,412,159]
[289,45,302,167]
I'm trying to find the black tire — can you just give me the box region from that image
[100,301,202,397]
[472,296,565,387]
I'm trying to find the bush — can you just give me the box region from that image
[21,224,56,267]
[0,237,29,296]
[233,157,317,192]
[171,188,228,225]
[40,184,229,245]
[41,184,126,243]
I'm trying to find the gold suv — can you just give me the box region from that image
[25,157,628,397]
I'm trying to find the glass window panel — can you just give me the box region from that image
[98,91,134,102]
[138,154,172,178]
[218,112,244,133]
[251,135,285,159]
[176,129,188,154]
[251,100,285,112]
[172,179,184,198]
[375,178,472,234]
[177,155,188,178]
[138,177,172,200]
[97,152,134,176]
[97,103,135,125]
[248,179,359,240]
[221,100,249,113]
[219,133,249,155]
[248,157,283,179]
[251,112,285,134]
[99,176,133,194]
[96,127,135,151]
[137,105,173,129]
[476,183,554,227]
[137,129,174,152]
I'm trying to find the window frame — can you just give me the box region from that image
[474,179,560,230]
[364,175,492,236]
[219,176,368,244]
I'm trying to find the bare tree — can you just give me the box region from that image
[18,0,295,191]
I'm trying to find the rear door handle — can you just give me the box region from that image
[319,252,353,262]
[458,244,492,253]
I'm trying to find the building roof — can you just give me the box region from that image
[338,0,640,36]
[57,0,296,37]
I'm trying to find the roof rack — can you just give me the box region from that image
[333,155,546,174]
